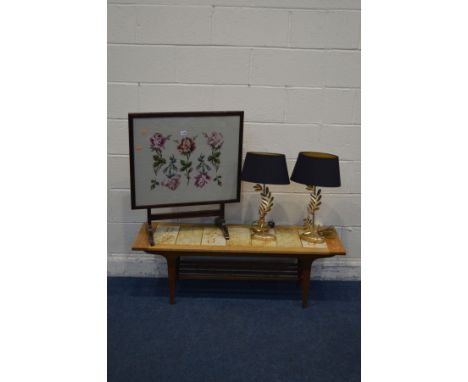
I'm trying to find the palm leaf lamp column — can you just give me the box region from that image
[241,152,290,240]
[290,152,341,244]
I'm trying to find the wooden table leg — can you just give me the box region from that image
[301,258,313,308]
[166,256,177,304]
[297,258,303,281]
[176,257,181,281]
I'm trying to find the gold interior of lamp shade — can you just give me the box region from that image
[248,152,284,156]
[301,152,338,159]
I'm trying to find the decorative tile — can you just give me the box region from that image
[300,240,328,249]
[154,224,179,244]
[201,227,226,246]
[227,226,251,246]
[176,226,204,245]
[275,226,302,247]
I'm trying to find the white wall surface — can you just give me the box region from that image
[107,0,361,279]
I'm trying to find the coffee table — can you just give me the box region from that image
[132,223,346,307]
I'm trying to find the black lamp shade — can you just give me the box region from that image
[241,152,290,185]
[290,152,341,187]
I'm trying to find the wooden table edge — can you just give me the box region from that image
[131,222,346,256]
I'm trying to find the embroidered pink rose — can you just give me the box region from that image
[204,132,224,149]
[194,172,211,188]
[177,137,196,155]
[150,132,170,150]
[175,136,197,184]
[204,131,223,175]
[161,174,181,191]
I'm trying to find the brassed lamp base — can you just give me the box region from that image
[251,224,276,241]
[251,230,276,241]
[300,231,325,244]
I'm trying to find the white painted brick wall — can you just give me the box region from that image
[212,8,289,46]
[107,84,138,118]
[108,46,177,82]
[108,5,136,43]
[136,6,212,44]
[176,47,251,84]
[138,84,214,111]
[107,0,361,280]
[251,50,325,87]
[324,51,361,88]
[290,10,361,49]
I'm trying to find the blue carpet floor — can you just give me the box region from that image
[108,278,360,382]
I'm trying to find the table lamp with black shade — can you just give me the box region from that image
[241,152,290,240]
[290,152,341,244]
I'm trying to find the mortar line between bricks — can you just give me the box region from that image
[108,118,361,127]
[108,119,361,128]
[108,153,361,163]
[248,121,321,126]
[245,121,361,126]
[107,43,361,52]
[107,81,359,91]
[108,4,360,12]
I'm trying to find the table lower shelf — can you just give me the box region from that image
[151,253,336,308]
[178,258,299,281]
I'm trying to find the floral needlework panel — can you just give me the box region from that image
[132,115,241,207]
